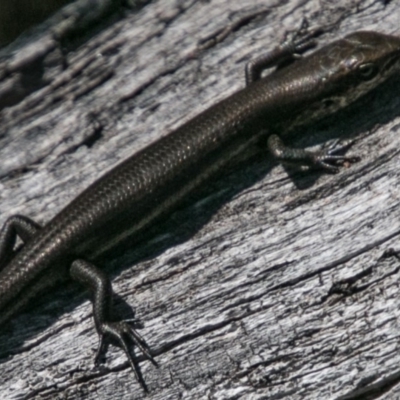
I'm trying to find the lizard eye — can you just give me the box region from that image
[358,63,379,80]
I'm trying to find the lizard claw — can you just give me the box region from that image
[95,321,158,391]
[308,139,360,172]
[284,18,323,57]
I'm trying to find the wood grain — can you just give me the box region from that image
[0,0,400,399]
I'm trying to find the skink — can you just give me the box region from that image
[1,29,400,390]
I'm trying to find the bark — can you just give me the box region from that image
[0,0,400,399]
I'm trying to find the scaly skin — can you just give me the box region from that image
[0,30,400,390]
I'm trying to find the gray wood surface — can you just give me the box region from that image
[0,0,400,399]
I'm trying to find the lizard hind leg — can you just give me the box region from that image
[0,215,41,271]
[70,259,158,391]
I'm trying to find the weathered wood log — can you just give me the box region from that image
[0,0,400,398]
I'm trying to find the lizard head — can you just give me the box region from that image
[318,30,400,102]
